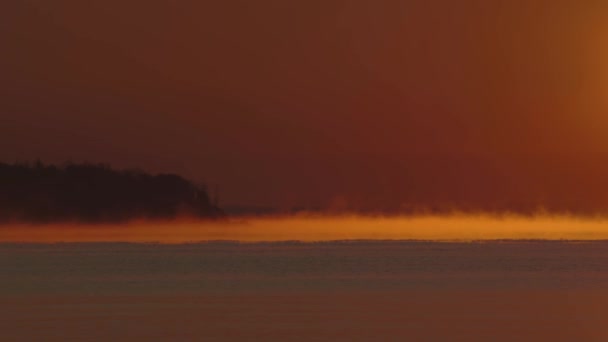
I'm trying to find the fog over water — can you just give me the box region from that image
[2,215,608,243]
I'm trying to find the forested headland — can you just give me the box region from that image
[0,161,223,223]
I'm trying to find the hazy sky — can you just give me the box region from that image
[2,1,608,211]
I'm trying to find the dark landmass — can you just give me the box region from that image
[0,161,223,223]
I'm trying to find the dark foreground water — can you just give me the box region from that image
[1,241,608,341]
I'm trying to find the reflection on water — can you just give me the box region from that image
[1,215,608,242]
[2,240,608,341]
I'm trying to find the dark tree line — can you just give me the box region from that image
[0,161,223,223]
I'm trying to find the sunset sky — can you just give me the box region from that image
[2,1,608,212]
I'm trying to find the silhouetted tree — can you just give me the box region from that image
[0,161,223,223]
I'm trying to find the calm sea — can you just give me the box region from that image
[1,239,608,341]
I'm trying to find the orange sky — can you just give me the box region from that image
[2,1,608,212]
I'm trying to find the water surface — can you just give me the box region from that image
[2,219,608,341]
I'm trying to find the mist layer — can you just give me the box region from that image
[2,215,608,243]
